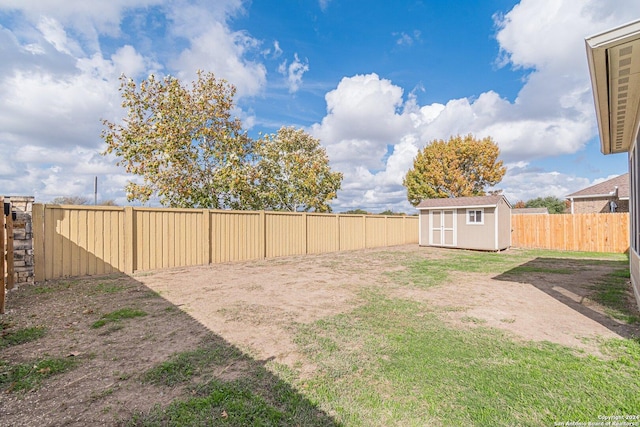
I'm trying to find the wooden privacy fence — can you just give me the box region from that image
[1,197,15,313]
[511,213,629,253]
[32,205,419,281]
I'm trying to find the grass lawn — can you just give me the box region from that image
[127,248,640,426]
[3,247,639,426]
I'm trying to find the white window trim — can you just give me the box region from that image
[466,208,484,225]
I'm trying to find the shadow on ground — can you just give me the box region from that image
[493,257,640,339]
[0,273,338,426]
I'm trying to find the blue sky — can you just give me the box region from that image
[0,0,637,212]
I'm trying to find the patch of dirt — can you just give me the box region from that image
[390,255,640,354]
[1,245,639,425]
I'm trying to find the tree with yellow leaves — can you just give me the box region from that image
[102,72,342,211]
[253,127,343,212]
[403,134,506,206]
[102,71,254,209]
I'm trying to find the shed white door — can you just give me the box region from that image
[430,210,456,246]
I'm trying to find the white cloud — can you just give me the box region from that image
[36,16,82,56]
[0,0,637,212]
[278,53,309,93]
[318,0,331,12]
[394,30,422,46]
[172,23,266,97]
[262,40,283,59]
[0,0,267,204]
[500,163,593,203]
[312,73,411,153]
[309,1,640,211]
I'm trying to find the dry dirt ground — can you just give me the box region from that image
[1,245,638,426]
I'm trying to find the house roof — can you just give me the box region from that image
[585,19,640,155]
[566,173,629,200]
[511,207,548,215]
[416,194,510,210]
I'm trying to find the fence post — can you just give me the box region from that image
[336,214,341,250]
[363,215,368,248]
[202,209,211,265]
[5,203,14,290]
[1,197,5,314]
[302,213,308,254]
[124,207,134,274]
[32,204,45,282]
[259,210,266,259]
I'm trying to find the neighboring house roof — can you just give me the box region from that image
[566,173,630,200]
[511,208,548,215]
[416,194,511,210]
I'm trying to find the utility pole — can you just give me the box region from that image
[94,176,98,205]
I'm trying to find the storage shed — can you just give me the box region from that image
[417,195,512,251]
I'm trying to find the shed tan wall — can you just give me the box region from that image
[419,205,510,251]
[33,205,419,281]
[497,198,512,250]
[455,207,497,251]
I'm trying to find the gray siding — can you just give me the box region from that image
[419,210,430,246]
[631,249,640,311]
[497,198,511,250]
[417,195,511,251]
[455,208,497,251]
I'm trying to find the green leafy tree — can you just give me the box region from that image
[403,134,506,206]
[342,209,369,215]
[525,196,566,214]
[102,71,253,209]
[50,196,90,205]
[378,210,405,216]
[252,127,343,212]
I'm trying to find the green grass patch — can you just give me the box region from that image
[32,280,79,294]
[0,357,77,392]
[590,268,639,324]
[132,338,337,426]
[390,248,628,288]
[91,308,147,329]
[390,249,532,287]
[293,292,640,426]
[0,322,46,348]
[130,377,336,427]
[142,342,243,387]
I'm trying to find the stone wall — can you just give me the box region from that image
[5,196,34,286]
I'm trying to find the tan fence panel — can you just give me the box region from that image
[405,216,419,244]
[339,215,366,251]
[365,216,387,248]
[307,214,339,254]
[37,206,423,280]
[42,206,126,280]
[135,208,204,271]
[210,210,264,263]
[266,212,306,258]
[385,216,407,246]
[511,213,629,253]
